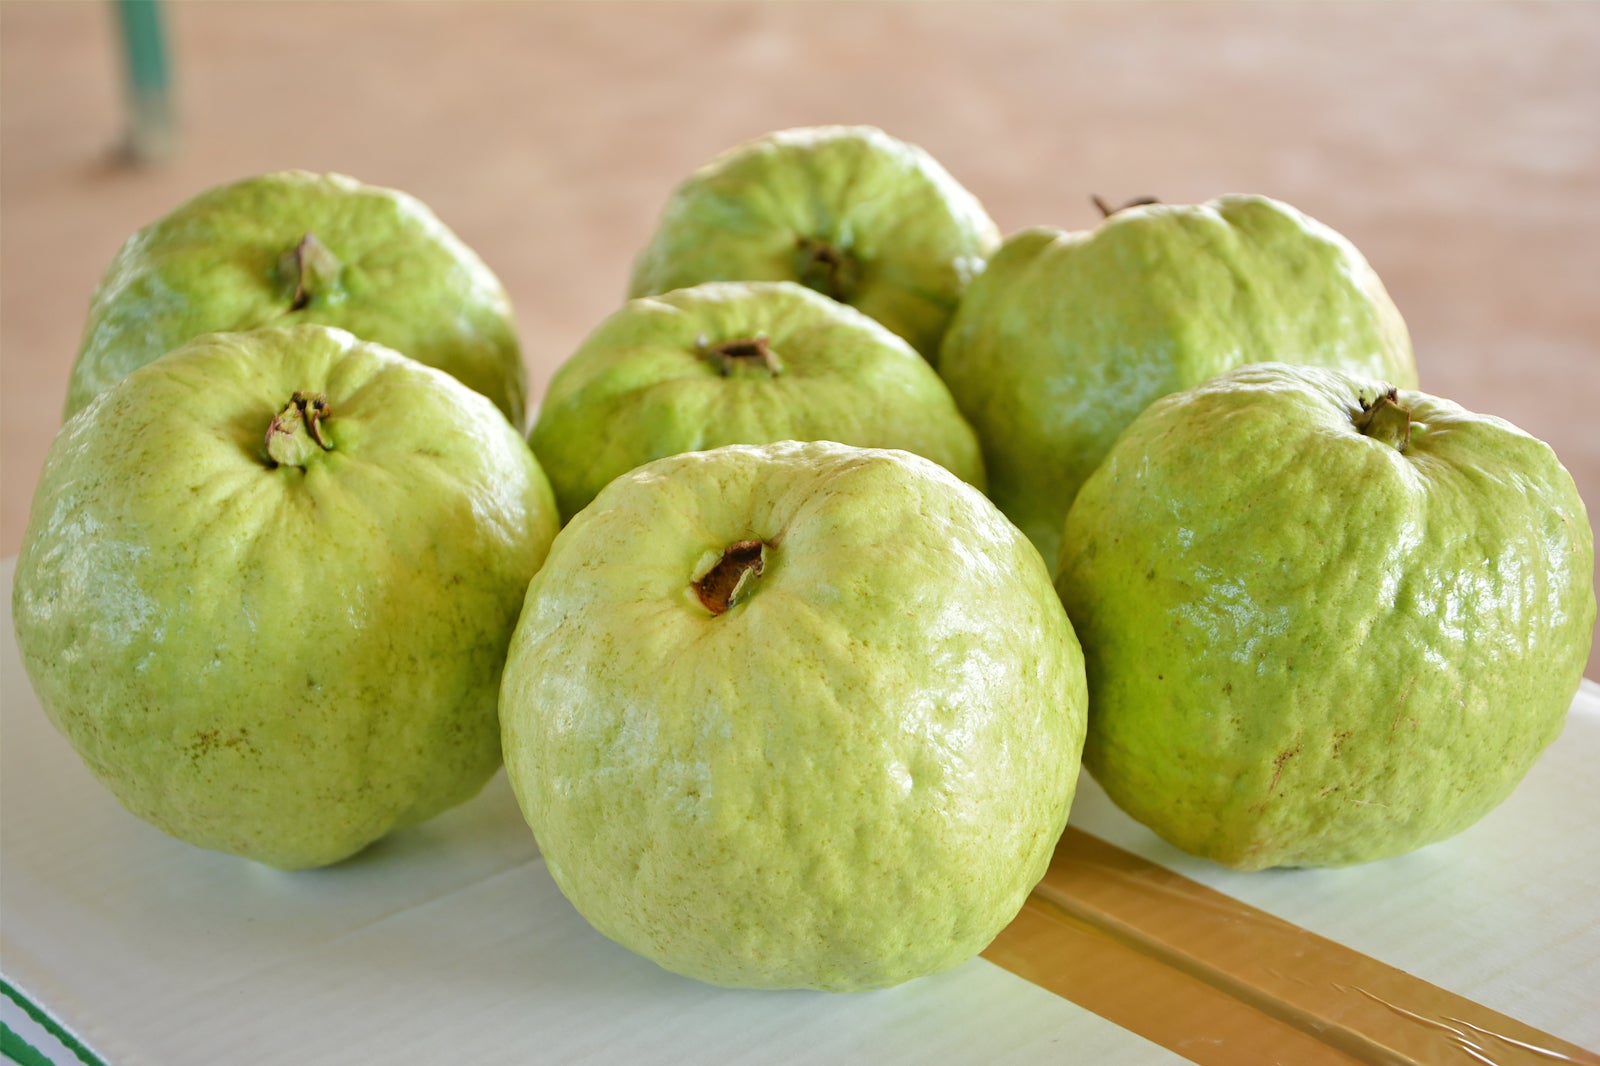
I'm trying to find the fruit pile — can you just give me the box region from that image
[13,126,1594,992]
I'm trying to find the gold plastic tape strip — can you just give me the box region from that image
[982,827,1599,1066]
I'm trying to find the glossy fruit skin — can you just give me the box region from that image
[500,441,1086,990]
[938,195,1418,563]
[15,326,559,869]
[65,170,527,428]
[628,126,999,361]
[1056,363,1594,870]
[530,280,985,520]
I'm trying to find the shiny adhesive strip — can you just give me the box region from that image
[982,827,1599,1066]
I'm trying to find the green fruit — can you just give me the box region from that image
[939,194,1419,562]
[500,440,1085,990]
[14,325,559,869]
[1056,363,1594,870]
[65,170,527,428]
[628,126,999,361]
[530,280,985,520]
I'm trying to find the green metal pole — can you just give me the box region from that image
[115,0,176,161]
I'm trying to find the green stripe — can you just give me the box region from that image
[115,0,170,92]
[3,1021,61,1066]
[0,981,104,1066]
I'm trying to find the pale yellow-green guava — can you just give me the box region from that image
[1056,363,1594,870]
[530,280,984,520]
[64,170,527,428]
[629,126,999,361]
[500,441,1086,990]
[14,325,559,869]
[938,195,1418,562]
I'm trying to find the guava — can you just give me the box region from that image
[628,125,999,361]
[64,170,528,428]
[938,194,1419,562]
[529,280,985,520]
[13,325,559,869]
[1056,363,1594,870]
[499,440,1086,990]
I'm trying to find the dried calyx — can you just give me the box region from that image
[693,540,767,615]
[793,235,859,301]
[699,334,781,378]
[265,391,334,468]
[1354,386,1412,453]
[280,232,341,312]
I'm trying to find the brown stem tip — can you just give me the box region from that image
[693,540,767,615]
[1091,194,1162,219]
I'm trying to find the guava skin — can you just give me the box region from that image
[500,441,1086,991]
[64,170,528,428]
[529,280,986,521]
[1056,364,1594,871]
[14,325,560,870]
[628,126,1000,361]
[938,194,1419,563]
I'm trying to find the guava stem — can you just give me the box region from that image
[265,391,334,468]
[280,232,341,312]
[1354,387,1412,453]
[699,334,781,378]
[694,540,766,615]
[793,236,858,301]
[1091,194,1162,219]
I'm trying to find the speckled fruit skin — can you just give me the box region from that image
[500,441,1086,991]
[529,280,985,521]
[65,170,527,428]
[1056,363,1594,871]
[628,126,999,361]
[14,325,559,870]
[938,195,1418,563]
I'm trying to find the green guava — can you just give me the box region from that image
[499,440,1086,990]
[1056,363,1594,870]
[628,125,999,361]
[529,280,985,520]
[64,170,528,428]
[13,325,560,869]
[938,194,1419,562]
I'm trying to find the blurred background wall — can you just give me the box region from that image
[2,1,1596,674]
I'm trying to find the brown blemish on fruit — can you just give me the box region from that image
[188,728,258,760]
[1390,675,1419,733]
[1267,744,1301,797]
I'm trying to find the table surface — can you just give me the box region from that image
[1,1,1596,675]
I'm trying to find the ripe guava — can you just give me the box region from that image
[938,195,1419,562]
[1056,363,1594,870]
[64,170,528,428]
[628,126,999,361]
[500,441,1086,990]
[14,325,559,869]
[529,280,985,520]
